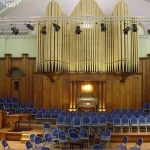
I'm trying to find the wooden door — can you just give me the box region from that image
[11,78,21,101]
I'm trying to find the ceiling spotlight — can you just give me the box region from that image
[101,23,107,32]
[132,24,138,32]
[147,29,150,34]
[11,27,19,35]
[41,26,46,34]
[123,26,131,34]
[75,26,82,34]
[26,24,34,31]
[53,23,60,32]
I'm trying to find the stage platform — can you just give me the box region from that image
[1,123,150,143]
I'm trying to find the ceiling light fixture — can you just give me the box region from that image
[11,27,19,35]
[123,26,131,34]
[53,23,61,32]
[132,24,138,32]
[26,24,34,31]
[75,25,82,34]
[101,23,107,32]
[0,0,22,7]
[41,26,47,35]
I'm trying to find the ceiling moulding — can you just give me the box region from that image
[145,0,150,3]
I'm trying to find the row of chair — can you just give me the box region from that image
[1,136,143,150]
[2,102,34,112]
[54,115,150,132]
[34,110,150,123]
[117,136,143,150]
[28,127,112,149]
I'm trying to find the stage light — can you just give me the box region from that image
[123,26,131,34]
[41,26,46,34]
[101,23,107,32]
[75,26,82,34]
[53,23,60,32]
[26,24,34,31]
[11,27,19,35]
[132,24,138,32]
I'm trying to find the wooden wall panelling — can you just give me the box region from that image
[27,58,36,102]
[98,82,102,110]
[140,56,150,104]
[32,73,142,111]
[105,74,142,112]
[43,76,51,109]
[105,79,114,112]
[33,74,44,108]
[4,54,12,97]
[0,54,36,103]
[61,74,70,110]
[0,59,6,96]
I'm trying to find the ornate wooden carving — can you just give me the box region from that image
[111,72,141,83]
[45,72,62,82]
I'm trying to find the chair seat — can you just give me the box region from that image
[70,138,80,142]
[59,139,68,143]
[130,147,140,150]
[117,144,126,149]
[46,141,55,145]
[36,145,45,149]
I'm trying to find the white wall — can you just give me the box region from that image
[0,35,37,57]
[139,25,150,57]
[139,36,150,57]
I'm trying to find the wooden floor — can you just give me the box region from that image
[1,122,150,149]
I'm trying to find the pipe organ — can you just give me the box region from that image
[37,0,139,73]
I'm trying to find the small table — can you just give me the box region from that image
[70,141,84,149]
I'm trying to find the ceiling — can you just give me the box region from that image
[0,0,150,30]
[0,0,150,16]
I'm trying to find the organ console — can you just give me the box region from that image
[77,93,98,111]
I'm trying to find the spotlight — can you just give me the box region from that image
[26,24,34,30]
[132,24,138,32]
[75,26,82,34]
[101,23,107,32]
[41,26,46,34]
[53,23,60,32]
[123,26,131,34]
[11,27,19,35]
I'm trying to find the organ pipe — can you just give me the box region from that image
[37,0,139,73]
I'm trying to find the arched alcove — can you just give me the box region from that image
[8,67,24,77]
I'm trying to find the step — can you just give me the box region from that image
[20,133,30,143]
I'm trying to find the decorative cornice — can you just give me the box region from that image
[0,35,36,39]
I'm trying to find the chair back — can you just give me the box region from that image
[92,144,103,150]
[2,139,8,148]
[101,129,111,140]
[122,117,129,125]
[79,128,88,138]
[29,134,36,142]
[59,131,67,140]
[122,136,128,144]
[139,117,146,124]
[136,138,143,146]
[51,128,59,138]
[43,122,50,129]
[44,134,53,141]
[26,141,33,149]
[35,136,43,144]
